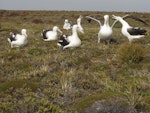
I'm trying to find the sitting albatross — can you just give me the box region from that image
[63,19,72,30]
[8,29,28,48]
[42,26,62,41]
[57,24,83,50]
[112,15,147,43]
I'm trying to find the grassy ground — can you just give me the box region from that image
[0,10,150,113]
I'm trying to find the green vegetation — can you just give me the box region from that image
[0,10,150,113]
[118,43,146,64]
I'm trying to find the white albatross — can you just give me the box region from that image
[57,24,83,50]
[8,29,28,48]
[42,26,62,41]
[112,15,147,43]
[86,15,115,44]
[63,19,72,30]
[77,15,84,34]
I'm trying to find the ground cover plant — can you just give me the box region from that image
[0,10,150,113]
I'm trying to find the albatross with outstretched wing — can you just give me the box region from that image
[86,14,148,44]
[112,15,147,43]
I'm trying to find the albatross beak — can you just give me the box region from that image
[78,27,84,34]
[112,15,118,20]
[112,15,115,19]
[58,28,63,34]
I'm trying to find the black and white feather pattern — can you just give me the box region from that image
[112,15,147,43]
[127,27,147,36]
[41,29,50,39]
[57,35,69,47]
[9,32,17,42]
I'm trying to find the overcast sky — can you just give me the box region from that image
[0,0,150,12]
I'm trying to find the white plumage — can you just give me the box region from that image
[86,15,114,44]
[8,29,28,48]
[112,15,147,43]
[42,26,62,41]
[77,15,84,34]
[57,34,69,47]
[63,19,72,30]
[63,25,81,50]
[57,24,83,50]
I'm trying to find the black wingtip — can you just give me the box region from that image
[87,18,92,23]
[86,16,92,23]
[123,15,149,25]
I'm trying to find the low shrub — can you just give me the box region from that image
[118,43,146,64]
[0,87,66,113]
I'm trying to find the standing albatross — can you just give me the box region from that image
[112,15,147,43]
[86,14,148,44]
[86,15,113,44]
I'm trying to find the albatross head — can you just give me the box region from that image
[77,15,83,24]
[104,15,109,21]
[112,15,122,21]
[72,24,84,34]
[104,15,110,25]
[64,19,69,23]
[21,29,27,36]
[53,26,62,34]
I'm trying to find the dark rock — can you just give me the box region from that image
[86,98,137,113]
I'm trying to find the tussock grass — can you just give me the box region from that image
[118,43,146,64]
[0,10,150,113]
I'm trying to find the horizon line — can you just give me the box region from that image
[0,9,149,13]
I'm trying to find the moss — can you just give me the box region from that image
[70,92,117,112]
[27,48,46,56]
[0,80,40,92]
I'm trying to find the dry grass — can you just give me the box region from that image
[0,10,150,113]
